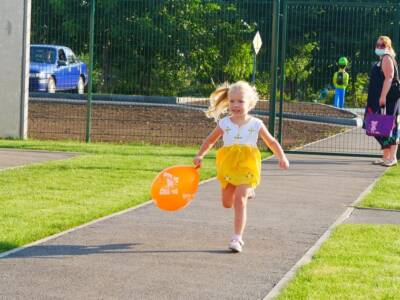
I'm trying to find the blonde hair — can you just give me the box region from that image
[205,81,259,121]
[378,36,396,57]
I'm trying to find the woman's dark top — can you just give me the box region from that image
[365,54,400,148]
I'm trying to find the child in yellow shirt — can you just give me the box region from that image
[193,81,289,252]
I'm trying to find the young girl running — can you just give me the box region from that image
[193,81,289,253]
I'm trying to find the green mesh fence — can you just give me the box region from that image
[284,1,399,108]
[281,1,399,155]
[29,1,90,140]
[29,0,274,147]
[28,0,400,156]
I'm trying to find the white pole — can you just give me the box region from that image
[20,0,31,139]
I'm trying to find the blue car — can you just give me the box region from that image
[29,45,88,94]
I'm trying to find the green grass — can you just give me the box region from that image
[358,165,400,210]
[0,139,226,253]
[277,225,400,300]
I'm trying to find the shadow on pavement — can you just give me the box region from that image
[3,243,232,259]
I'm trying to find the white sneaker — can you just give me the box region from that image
[382,159,398,167]
[372,159,384,165]
[229,238,244,253]
[248,189,255,200]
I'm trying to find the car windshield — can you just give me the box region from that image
[30,47,57,64]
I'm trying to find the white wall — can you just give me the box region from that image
[0,0,31,139]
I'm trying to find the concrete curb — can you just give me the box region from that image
[352,206,400,213]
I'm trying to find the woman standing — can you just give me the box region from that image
[366,36,399,166]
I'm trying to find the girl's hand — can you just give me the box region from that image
[193,155,203,168]
[379,96,386,107]
[279,157,289,169]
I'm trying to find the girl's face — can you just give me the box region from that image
[229,89,250,117]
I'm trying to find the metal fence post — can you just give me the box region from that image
[396,4,400,160]
[394,4,400,51]
[252,52,257,84]
[278,0,287,145]
[269,0,280,137]
[86,0,96,143]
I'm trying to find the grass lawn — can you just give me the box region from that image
[0,139,232,253]
[358,165,400,210]
[277,225,400,300]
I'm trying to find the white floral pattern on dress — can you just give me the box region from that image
[218,116,263,146]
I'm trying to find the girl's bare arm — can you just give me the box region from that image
[193,126,223,167]
[259,124,289,169]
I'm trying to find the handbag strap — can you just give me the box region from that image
[395,98,400,115]
[380,98,400,115]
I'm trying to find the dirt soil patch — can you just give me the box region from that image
[186,99,356,118]
[28,101,346,150]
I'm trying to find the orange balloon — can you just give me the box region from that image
[151,165,200,211]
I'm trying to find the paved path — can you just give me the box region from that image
[301,127,381,156]
[0,151,386,299]
[0,148,76,170]
[346,208,400,224]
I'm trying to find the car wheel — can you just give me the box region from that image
[47,77,56,93]
[77,76,85,94]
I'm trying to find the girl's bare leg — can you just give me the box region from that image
[221,183,236,208]
[233,185,252,236]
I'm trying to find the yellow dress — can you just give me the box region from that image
[216,116,262,189]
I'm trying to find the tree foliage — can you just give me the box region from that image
[285,42,318,100]
[31,0,400,104]
[31,0,256,96]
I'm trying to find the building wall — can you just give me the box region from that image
[0,0,30,138]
